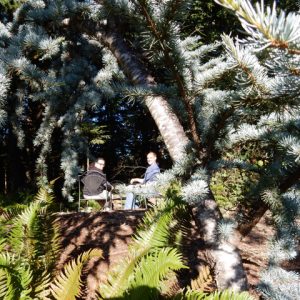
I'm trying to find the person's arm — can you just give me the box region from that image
[130,178,144,184]
[104,181,113,191]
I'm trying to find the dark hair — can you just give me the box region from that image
[89,158,105,170]
[89,161,96,169]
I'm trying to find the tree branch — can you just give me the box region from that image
[238,165,300,236]
[136,1,202,150]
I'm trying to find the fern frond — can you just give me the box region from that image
[18,265,33,299]
[0,252,15,267]
[34,186,55,206]
[190,265,213,292]
[100,197,187,298]
[100,253,137,298]
[7,201,40,256]
[50,249,102,300]
[31,271,51,300]
[0,269,9,298]
[138,197,182,230]
[0,252,33,300]
[30,216,62,277]
[128,247,186,295]
[1,204,28,222]
[131,212,174,253]
[0,238,6,252]
[6,192,60,280]
[173,288,254,299]
[44,220,62,271]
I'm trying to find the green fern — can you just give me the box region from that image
[7,200,41,258]
[0,253,50,299]
[34,186,55,205]
[127,247,186,299]
[0,187,62,298]
[40,220,62,273]
[100,198,188,299]
[50,249,103,300]
[0,238,6,252]
[0,186,105,299]
[30,272,51,300]
[100,213,175,298]
[173,288,254,299]
[0,204,28,222]
[0,269,8,298]
[0,252,33,300]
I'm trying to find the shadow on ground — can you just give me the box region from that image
[56,210,146,299]
[55,210,299,300]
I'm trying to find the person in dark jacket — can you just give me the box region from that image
[124,152,160,209]
[81,158,113,200]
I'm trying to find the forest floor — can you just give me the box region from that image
[56,208,300,300]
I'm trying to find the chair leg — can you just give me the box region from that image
[109,191,113,210]
[131,197,135,209]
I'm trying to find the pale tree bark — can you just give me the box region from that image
[194,197,247,291]
[95,26,248,291]
[96,29,189,162]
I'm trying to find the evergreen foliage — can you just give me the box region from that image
[0,0,169,198]
[0,0,300,296]
[207,0,300,296]
[108,0,300,294]
[0,0,124,200]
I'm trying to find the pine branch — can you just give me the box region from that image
[216,0,300,54]
[238,165,300,237]
[93,23,189,161]
[222,34,271,95]
[204,106,235,165]
[134,0,201,149]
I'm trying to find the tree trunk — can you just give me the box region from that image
[97,29,189,162]
[96,25,248,292]
[193,195,248,291]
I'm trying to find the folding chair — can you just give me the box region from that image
[78,173,113,212]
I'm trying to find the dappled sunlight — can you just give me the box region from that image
[55,210,146,298]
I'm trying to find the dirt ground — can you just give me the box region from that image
[56,209,300,300]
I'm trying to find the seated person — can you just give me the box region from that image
[81,158,113,201]
[124,151,160,209]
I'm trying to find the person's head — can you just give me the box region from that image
[92,158,105,171]
[146,152,157,165]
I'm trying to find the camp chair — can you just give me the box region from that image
[78,173,113,212]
